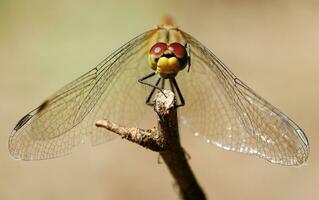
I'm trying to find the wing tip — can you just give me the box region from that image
[295,128,309,146]
[13,113,33,131]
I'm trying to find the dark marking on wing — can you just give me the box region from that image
[14,114,33,131]
[37,100,50,113]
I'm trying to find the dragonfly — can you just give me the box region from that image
[10,17,309,165]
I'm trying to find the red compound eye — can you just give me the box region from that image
[168,43,186,58]
[149,43,167,58]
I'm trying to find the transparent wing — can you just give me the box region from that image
[177,31,309,165]
[9,29,158,160]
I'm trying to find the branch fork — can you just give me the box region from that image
[95,90,206,200]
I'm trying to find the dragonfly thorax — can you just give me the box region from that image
[148,42,188,78]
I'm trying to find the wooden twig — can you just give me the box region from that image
[95,120,167,152]
[95,90,206,200]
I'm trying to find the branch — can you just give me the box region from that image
[96,120,167,152]
[96,90,206,200]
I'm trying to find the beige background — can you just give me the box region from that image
[0,0,318,199]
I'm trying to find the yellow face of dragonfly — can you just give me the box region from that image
[148,42,188,78]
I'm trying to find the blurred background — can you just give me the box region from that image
[0,0,318,199]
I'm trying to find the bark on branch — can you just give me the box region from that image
[95,120,167,152]
[96,90,206,200]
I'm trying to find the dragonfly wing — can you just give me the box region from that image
[9,29,157,160]
[177,31,309,165]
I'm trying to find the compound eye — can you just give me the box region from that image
[149,43,167,58]
[168,43,186,58]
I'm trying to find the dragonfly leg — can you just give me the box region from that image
[138,72,164,92]
[145,77,161,106]
[139,72,167,106]
[169,78,185,107]
[169,78,176,93]
[161,78,166,89]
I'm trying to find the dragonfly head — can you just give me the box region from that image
[148,42,188,78]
